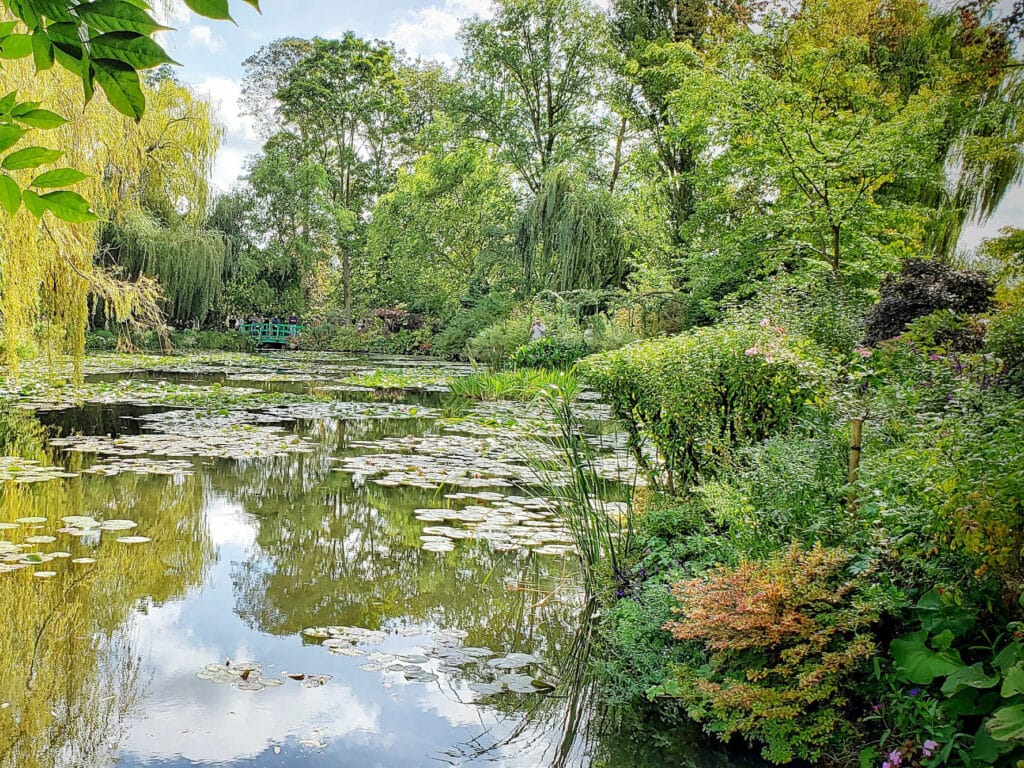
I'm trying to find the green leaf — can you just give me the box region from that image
[240,0,260,8]
[93,57,144,119]
[30,167,89,187]
[0,22,19,37]
[0,91,18,116]
[16,109,66,129]
[32,28,53,70]
[0,173,21,214]
[891,632,964,685]
[1002,662,1024,698]
[76,1,169,35]
[81,58,95,102]
[28,0,76,22]
[2,146,63,170]
[941,663,1000,696]
[183,0,232,21]
[0,34,34,59]
[0,124,26,153]
[11,101,40,117]
[88,31,177,69]
[972,721,1015,762]
[986,704,1024,742]
[32,190,98,222]
[21,188,47,217]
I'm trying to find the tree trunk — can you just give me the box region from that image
[342,250,352,326]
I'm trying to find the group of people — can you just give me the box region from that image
[226,313,301,329]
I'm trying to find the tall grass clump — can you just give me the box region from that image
[536,386,634,596]
[449,369,580,401]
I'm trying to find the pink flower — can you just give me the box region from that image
[882,762,891,768]
[922,739,938,758]
[888,750,902,766]
[855,346,872,358]
[745,346,759,356]
[760,317,770,328]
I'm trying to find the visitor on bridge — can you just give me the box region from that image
[288,313,298,325]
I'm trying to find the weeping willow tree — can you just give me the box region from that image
[517,169,628,294]
[98,210,231,327]
[0,51,171,379]
[0,53,223,376]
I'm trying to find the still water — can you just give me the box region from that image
[0,353,752,768]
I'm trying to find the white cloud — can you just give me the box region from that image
[190,76,260,192]
[385,0,493,65]
[187,24,225,52]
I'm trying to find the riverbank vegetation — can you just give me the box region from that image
[1,0,1023,765]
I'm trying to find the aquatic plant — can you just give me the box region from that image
[449,369,580,401]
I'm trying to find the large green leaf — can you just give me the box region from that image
[93,57,144,119]
[1003,662,1024,698]
[941,662,1000,696]
[34,190,98,222]
[2,146,62,169]
[0,91,18,115]
[27,0,76,22]
[16,109,66,129]
[0,34,34,59]
[31,28,53,70]
[986,704,1024,742]
[88,31,177,69]
[0,22,18,37]
[891,632,964,685]
[21,187,47,217]
[0,124,26,153]
[0,173,21,214]
[183,0,232,21]
[30,167,89,187]
[76,0,168,35]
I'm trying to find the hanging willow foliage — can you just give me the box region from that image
[0,39,222,379]
[516,168,628,294]
[98,209,230,327]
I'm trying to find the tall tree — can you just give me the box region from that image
[458,0,612,192]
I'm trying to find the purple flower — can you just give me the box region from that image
[882,762,891,768]
[888,750,902,766]
[922,739,938,758]
[744,346,759,356]
[929,353,941,361]
[908,687,921,696]
[760,317,771,328]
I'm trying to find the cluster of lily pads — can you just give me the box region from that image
[81,458,194,477]
[193,660,339,692]
[49,412,314,461]
[300,624,555,695]
[0,457,78,484]
[412,493,576,555]
[0,514,147,575]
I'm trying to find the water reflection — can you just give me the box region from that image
[0,358,756,768]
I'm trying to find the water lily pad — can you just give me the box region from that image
[15,517,47,524]
[404,670,439,683]
[71,557,96,564]
[32,571,57,578]
[99,519,137,531]
[24,535,56,544]
[467,681,504,695]
[115,536,151,544]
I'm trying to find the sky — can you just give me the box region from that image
[156,0,1020,252]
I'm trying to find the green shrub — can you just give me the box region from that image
[448,368,579,400]
[433,295,513,359]
[579,323,824,492]
[466,315,533,367]
[85,329,117,351]
[987,301,1024,390]
[508,337,588,369]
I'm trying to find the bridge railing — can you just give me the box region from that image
[239,322,305,345]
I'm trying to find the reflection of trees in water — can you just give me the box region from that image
[0,453,210,768]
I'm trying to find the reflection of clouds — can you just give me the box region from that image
[205,496,257,550]
[124,601,380,764]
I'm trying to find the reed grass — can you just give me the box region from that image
[449,368,580,401]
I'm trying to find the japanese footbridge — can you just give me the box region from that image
[239,322,305,347]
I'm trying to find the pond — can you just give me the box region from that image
[0,352,753,768]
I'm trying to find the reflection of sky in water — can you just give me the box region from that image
[118,495,569,768]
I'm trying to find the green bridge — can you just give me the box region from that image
[239,322,305,346]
